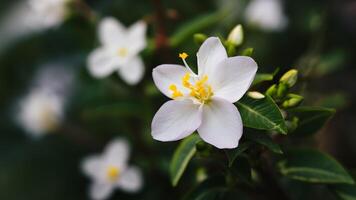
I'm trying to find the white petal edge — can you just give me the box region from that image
[117,56,145,85]
[198,97,243,149]
[81,155,103,179]
[104,138,130,169]
[89,182,114,200]
[151,99,202,141]
[197,37,227,77]
[210,56,258,103]
[87,47,118,78]
[98,17,126,46]
[117,166,143,192]
[152,64,190,98]
[127,21,147,54]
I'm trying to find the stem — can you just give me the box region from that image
[151,0,169,50]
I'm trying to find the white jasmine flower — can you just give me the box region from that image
[82,139,143,200]
[87,17,147,85]
[16,65,73,137]
[17,89,64,137]
[244,0,288,32]
[151,37,258,149]
[28,0,69,28]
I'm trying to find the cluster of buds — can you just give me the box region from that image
[266,69,303,108]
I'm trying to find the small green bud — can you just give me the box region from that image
[248,91,265,99]
[276,83,288,99]
[194,33,208,45]
[266,84,277,97]
[241,48,254,57]
[196,168,208,182]
[282,94,304,108]
[286,117,299,132]
[280,69,298,88]
[227,24,244,46]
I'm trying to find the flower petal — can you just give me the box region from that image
[197,37,227,77]
[117,166,143,192]
[98,17,126,46]
[151,99,202,141]
[81,155,103,179]
[152,64,190,98]
[198,97,243,149]
[117,56,145,85]
[211,56,257,103]
[127,21,147,54]
[89,182,114,200]
[104,139,130,169]
[87,47,118,78]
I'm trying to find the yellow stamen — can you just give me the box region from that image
[169,84,183,99]
[106,166,120,181]
[179,52,188,60]
[180,72,214,103]
[117,48,128,57]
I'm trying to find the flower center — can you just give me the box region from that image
[106,166,120,182]
[169,73,214,103]
[117,48,128,57]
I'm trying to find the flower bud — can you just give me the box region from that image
[282,94,304,108]
[227,24,244,46]
[286,117,299,132]
[248,91,265,99]
[266,84,277,97]
[276,83,288,99]
[279,69,298,88]
[194,33,208,45]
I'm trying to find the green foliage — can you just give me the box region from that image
[225,142,251,167]
[170,134,202,187]
[288,106,335,136]
[278,149,354,184]
[331,184,356,200]
[245,131,283,154]
[236,95,288,134]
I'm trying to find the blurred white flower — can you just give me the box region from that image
[16,65,73,137]
[244,0,288,32]
[17,89,64,137]
[87,17,147,85]
[151,37,258,149]
[28,0,70,29]
[0,0,69,52]
[81,139,143,200]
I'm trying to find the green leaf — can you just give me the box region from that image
[236,95,287,134]
[225,142,251,167]
[252,73,274,86]
[289,106,335,136]
[278,149,354,184]
[245,131,282,154]
[170,134,202,186]
[331,184,356,200]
